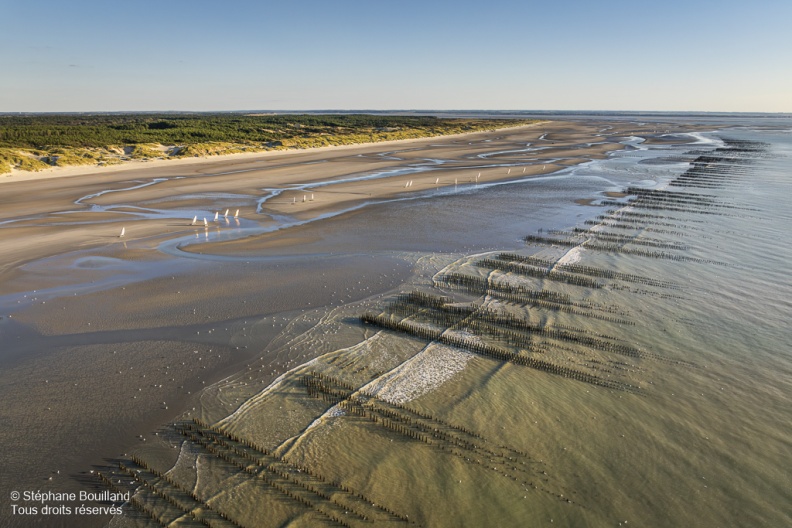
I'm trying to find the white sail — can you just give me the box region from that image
[119,227,125,238]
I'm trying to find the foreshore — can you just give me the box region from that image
[0,118,710,527]
[0,120,707,281]
[0,121,548,185]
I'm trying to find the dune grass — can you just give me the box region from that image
[0,113,538,174]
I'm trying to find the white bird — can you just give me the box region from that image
[214,212,219,221]
[224,209,229,218]
[119,227,125,238]
[234,209,239,218]
[191,215,197,225]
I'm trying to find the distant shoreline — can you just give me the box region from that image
[0,114,541,182]
[1,122,547,185]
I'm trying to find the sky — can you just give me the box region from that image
[1,0,791,112]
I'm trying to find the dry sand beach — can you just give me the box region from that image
[4,118,790,528]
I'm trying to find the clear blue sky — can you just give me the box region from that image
[1,0,790,112]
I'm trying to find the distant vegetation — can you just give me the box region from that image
[0,113,538,174]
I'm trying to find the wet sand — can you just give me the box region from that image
[0,120,697,272]
[0,119,715,527]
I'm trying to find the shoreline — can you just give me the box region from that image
[0,122,549,185]
[0,120,659,289]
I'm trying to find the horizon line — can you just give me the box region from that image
[2,109,791,117]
